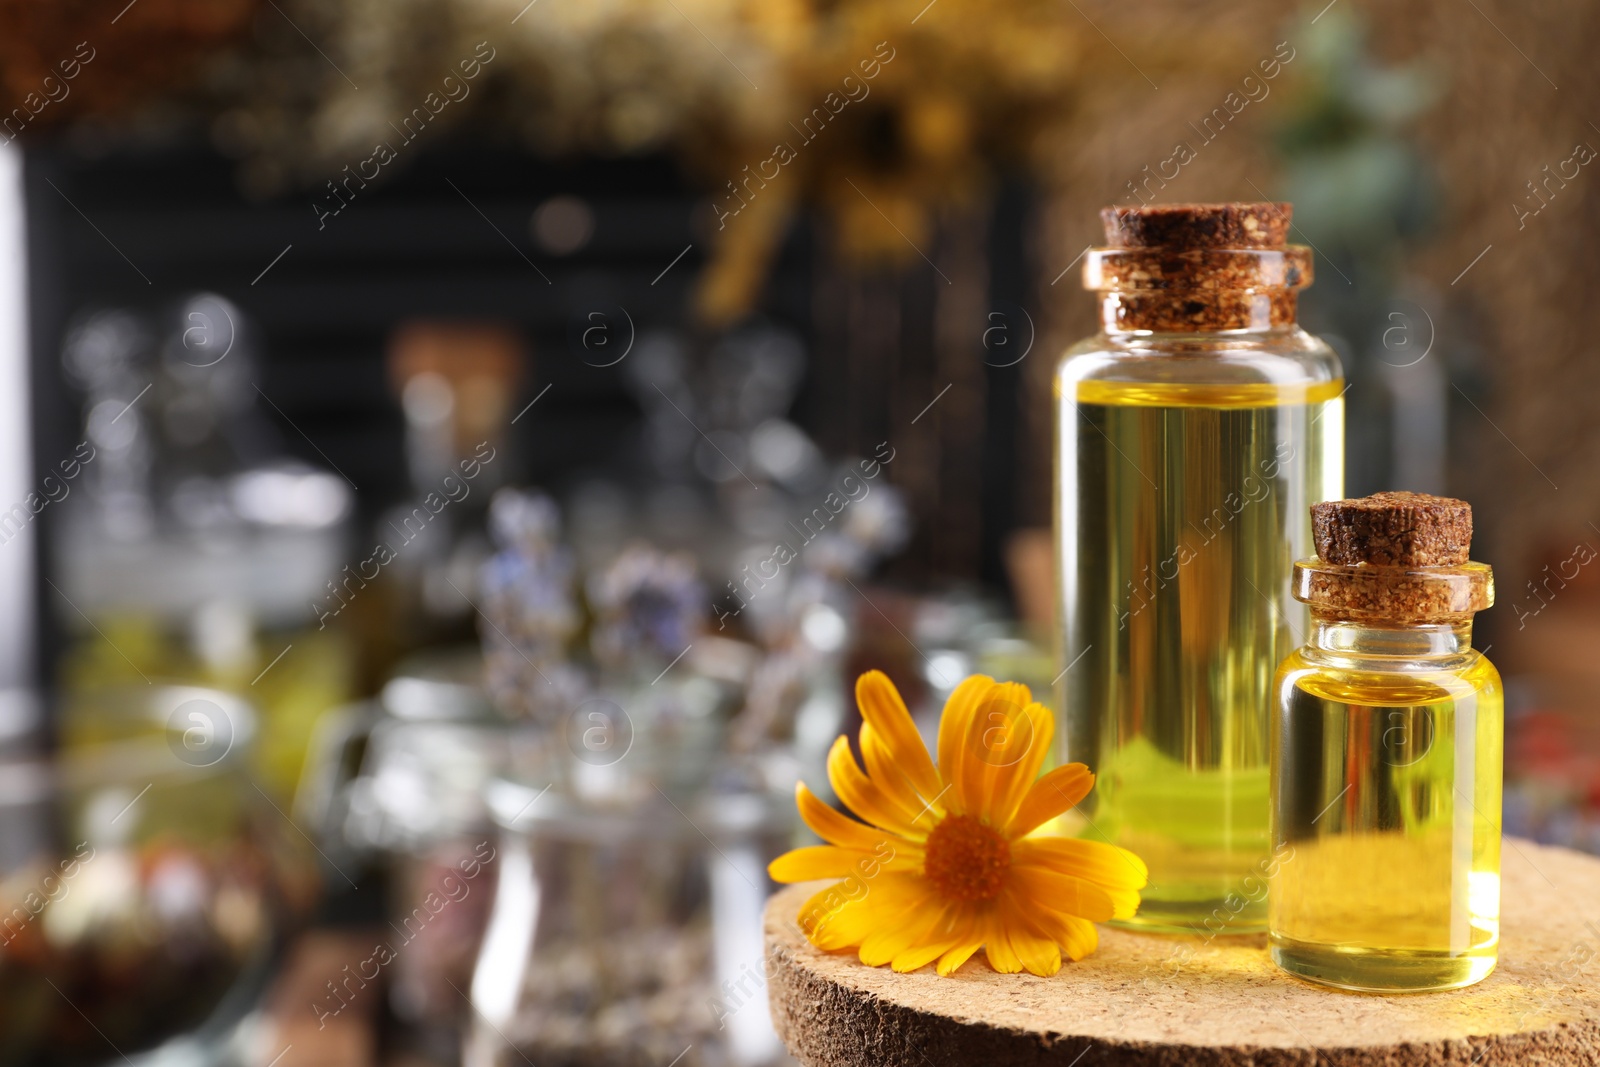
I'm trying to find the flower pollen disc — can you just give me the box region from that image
[924,815,1010,902]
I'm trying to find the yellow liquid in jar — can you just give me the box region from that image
[1270,652,1503,991]
[1057,377,1343,934]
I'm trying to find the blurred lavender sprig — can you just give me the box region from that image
[588,543,706,672]
[479,488,581,723]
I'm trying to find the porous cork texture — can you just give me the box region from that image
[1088,203,1309,330]
[1101,202,1292,250]
[1298,493,1487,621]
[763,839,1600,1067]
[1295,562,1493,621]
[1312,491,1473,567]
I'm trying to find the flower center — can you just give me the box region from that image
[923,814,1010,902]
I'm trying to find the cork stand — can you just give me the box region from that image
[763,837,1600,1066]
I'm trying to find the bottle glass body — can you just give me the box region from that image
[1056,322,1343,933]
[1270,613,1503,991]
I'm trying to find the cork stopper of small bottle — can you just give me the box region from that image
[1294,491,1492,621]
[1311,491,1473,567]
[1083,202,1311,331]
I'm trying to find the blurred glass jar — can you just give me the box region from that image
[304,653,536,1046]
[0,685,289,1067]
[466,778,795,1067]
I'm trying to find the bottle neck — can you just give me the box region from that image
[1307,612,1475,658]
[1096,290,1299,333]
[1083,246,1311,333]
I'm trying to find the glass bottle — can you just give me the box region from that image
[1056,203,1343,933]
[1271,492,1501,991]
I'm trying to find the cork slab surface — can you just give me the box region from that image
[764,838,1600,1066]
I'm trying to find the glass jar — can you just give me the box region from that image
[466,778,794,1067]
[1270,502,1502,992]
[1056,203,1343,933]
[1,685,288,1066]
[302,653,535,1053]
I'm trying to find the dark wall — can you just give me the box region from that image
[23,134,1034,687]
[24,139,730,509]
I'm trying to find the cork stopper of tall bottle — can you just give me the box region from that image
[1083,201,1312,331]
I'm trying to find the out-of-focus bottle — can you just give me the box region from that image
[1056,202,1343,933]
[55,297,356,803]
[357,321,526,680]
[1271,492,1501,992]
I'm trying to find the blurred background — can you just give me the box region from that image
[0,0,1597,1064]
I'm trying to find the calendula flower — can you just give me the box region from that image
[769,671,1146,976]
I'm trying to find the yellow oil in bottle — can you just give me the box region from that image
[1270,648,1503,991]
[1059,378,1344,934]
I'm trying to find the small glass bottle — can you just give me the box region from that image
[1057,202,1343,933]
[1270,492,1502,992]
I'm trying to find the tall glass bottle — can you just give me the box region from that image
[1055,203,1343,933]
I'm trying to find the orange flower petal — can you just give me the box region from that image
[768,845,920,883]
[959,681,1032,824]
[935,938,982,976]
[1004,913,1063,977]
[794,872,926,952]
[937,675,996,814]
[1061,916,1099,961]
[986,700,1055,830]
[1006,763,1094,839]
[794,891,859,952]
[890,935,965,973]
[1012,836,1148,891]
[795,782,907,853]
[827,736,924,839]
[1020,903,1099,960]
[1027,908,1100,961]
[860,723,942,828]
[881,906,972,973]
[982,913,1023,974]
[858,897,945,967]
[856,671,943,804]
[1008,864,1117,923]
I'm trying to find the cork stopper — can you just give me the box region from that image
[1084,202,1310,332]
[1311,492,1473,567]
[1294,492,1491,622]
[1100,202,1292,250]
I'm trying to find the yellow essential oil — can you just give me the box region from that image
[1060,377,1343,934]
[1270,493,1500,992]
[1056,203,1344,935]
